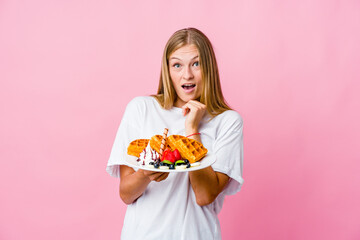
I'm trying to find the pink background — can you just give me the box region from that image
[1,1,359,239]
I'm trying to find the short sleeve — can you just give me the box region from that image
[211,111,244,195]
[106,97,145,178]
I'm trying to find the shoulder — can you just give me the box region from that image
[126,96,157,110]
[127,96,155,105]
[212,110,243,132]
[219,110,243,122]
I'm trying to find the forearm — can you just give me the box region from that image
[187,132,229,206]
[119,168,151,205]
[188,167,225,206]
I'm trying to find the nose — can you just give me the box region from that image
[183,66,194,80]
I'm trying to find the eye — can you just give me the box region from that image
[173,63,181,68]
[193,61,199,67]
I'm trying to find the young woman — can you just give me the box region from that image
[107,28,244,240]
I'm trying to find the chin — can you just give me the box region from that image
[176,92,201,104]
[183,97,195,102]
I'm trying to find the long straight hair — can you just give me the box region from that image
[153,28,231,117]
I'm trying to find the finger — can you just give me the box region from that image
[182,106,190,116]
[182,104,200,117]
[188,100,206,110]
[155,172,169,181]
[182,103,192,116]
[141,169,157,176]
[147,173,161,181]
[187,99,201,106]
[142,170,161,180]
[157,173,169,182]
[188,100,206,109]
[146,171,165,180]
[182,101,197,113]
[154,172,169,182]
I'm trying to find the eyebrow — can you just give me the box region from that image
[169,55,199,61]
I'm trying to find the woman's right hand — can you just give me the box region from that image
[119,165,169,204]
[138,169,169,182]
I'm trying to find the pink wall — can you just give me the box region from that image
[1,1,359,239]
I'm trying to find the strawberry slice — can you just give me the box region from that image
[161,148,172,161]
[173,149,181,161]
[164,151,176,163]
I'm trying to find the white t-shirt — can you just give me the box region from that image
[107,96,244,240]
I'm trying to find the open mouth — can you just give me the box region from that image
[181,84,196,90]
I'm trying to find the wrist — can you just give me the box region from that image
[185,128,199,136]
[186,132,201,138]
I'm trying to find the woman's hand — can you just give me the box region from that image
[182,100,206,136]
[138,169,169,182]
[119,165,169,205]
[182,101,229,206]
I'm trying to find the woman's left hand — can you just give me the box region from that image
[182,100,206,135]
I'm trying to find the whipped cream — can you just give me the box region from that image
[139,142,159,166]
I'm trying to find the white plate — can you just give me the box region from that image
[124,153,216,172]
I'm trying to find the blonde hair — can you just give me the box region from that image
[153,28,231,116]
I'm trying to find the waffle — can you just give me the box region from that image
[168,135,208,163]
[150,135,171,153]
[167,135,186,151]
[127,139,149,157]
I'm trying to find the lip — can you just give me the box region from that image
[181,84,196,93]
[182,87,195,93]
